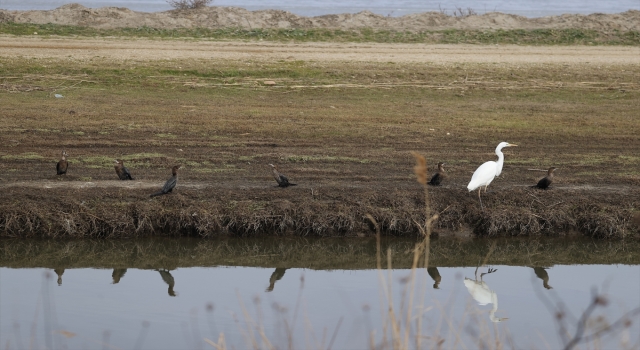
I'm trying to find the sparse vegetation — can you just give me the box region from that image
[166,0,213,10]
[0,23,638,45]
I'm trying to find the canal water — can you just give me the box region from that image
[1,237,638,349]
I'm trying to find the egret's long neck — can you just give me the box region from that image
[495,148,505,177]
[489,291,499,322]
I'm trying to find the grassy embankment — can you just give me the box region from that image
[0,31,639,238]
[1,22,639,45]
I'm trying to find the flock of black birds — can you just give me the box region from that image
[54,149,556,199]
[54,151,299,198]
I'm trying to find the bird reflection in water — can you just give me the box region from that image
[266,268,288,292]
[463,267,508,323]
[427,267,441,289]
[112,269,128,284]
[157,269,177,297]
[533,267,553,290]
[54,268,65,286]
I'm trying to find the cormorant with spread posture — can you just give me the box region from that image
[269,164,296,187]
[531,167,557,190]
[428,162,446,186]
[150,165,181,198]
[114,159,134,180]
[56,150,68,175]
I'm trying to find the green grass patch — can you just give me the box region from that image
[0,152,45,161]
[286,155,371,163]
[1,23,638,45]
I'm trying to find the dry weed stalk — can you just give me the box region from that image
[364,152,445,349]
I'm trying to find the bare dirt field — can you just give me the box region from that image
[2,36,640,64]
[1,22,639,238]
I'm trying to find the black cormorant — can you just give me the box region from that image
[266,268,288,292]
[269,164,296,187]
[114,159,134,180]
[532,167,557,190]
[157,269,177,297]
[56,150,68,175]
[427,162,446,186]
[427,267,441,289]
[54,268,65,286]
[533,267,553,290]
[150,165,181,198]
[112,268,128,284]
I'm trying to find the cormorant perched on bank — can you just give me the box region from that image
[150,165,181,198]
[114,159,134,180]
[531,167,557,190]
[56,150,68,175]
[428,162,446,186]
[269,164,296,187]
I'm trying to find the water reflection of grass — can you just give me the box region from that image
[2,237,640,269]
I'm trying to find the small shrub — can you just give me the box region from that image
[166,0,213,10]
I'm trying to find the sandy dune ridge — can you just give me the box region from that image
[1,4,639,32]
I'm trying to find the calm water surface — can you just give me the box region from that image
[1,237,639,349]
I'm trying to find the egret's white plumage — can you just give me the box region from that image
[463,278,508,323]
[467,142,517,209]
[463,267,508,323]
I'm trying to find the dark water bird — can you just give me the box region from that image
[157,269,177,297]
[428,162,446,186]
[56,150,68,175]
[266,268,288,292]
[114,159,134,180]
[112,268,128,284]
[54,268,65,286]
[269,164,296,187]
[427,267,442,289]
[533,267,553,290]
[150,165,181,198]
[531,167,557,190]
[467,142,517,210]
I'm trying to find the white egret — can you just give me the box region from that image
[463,267,508,323]
[467,142,517,209]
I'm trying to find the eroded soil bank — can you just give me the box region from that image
[1,185,638,238]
